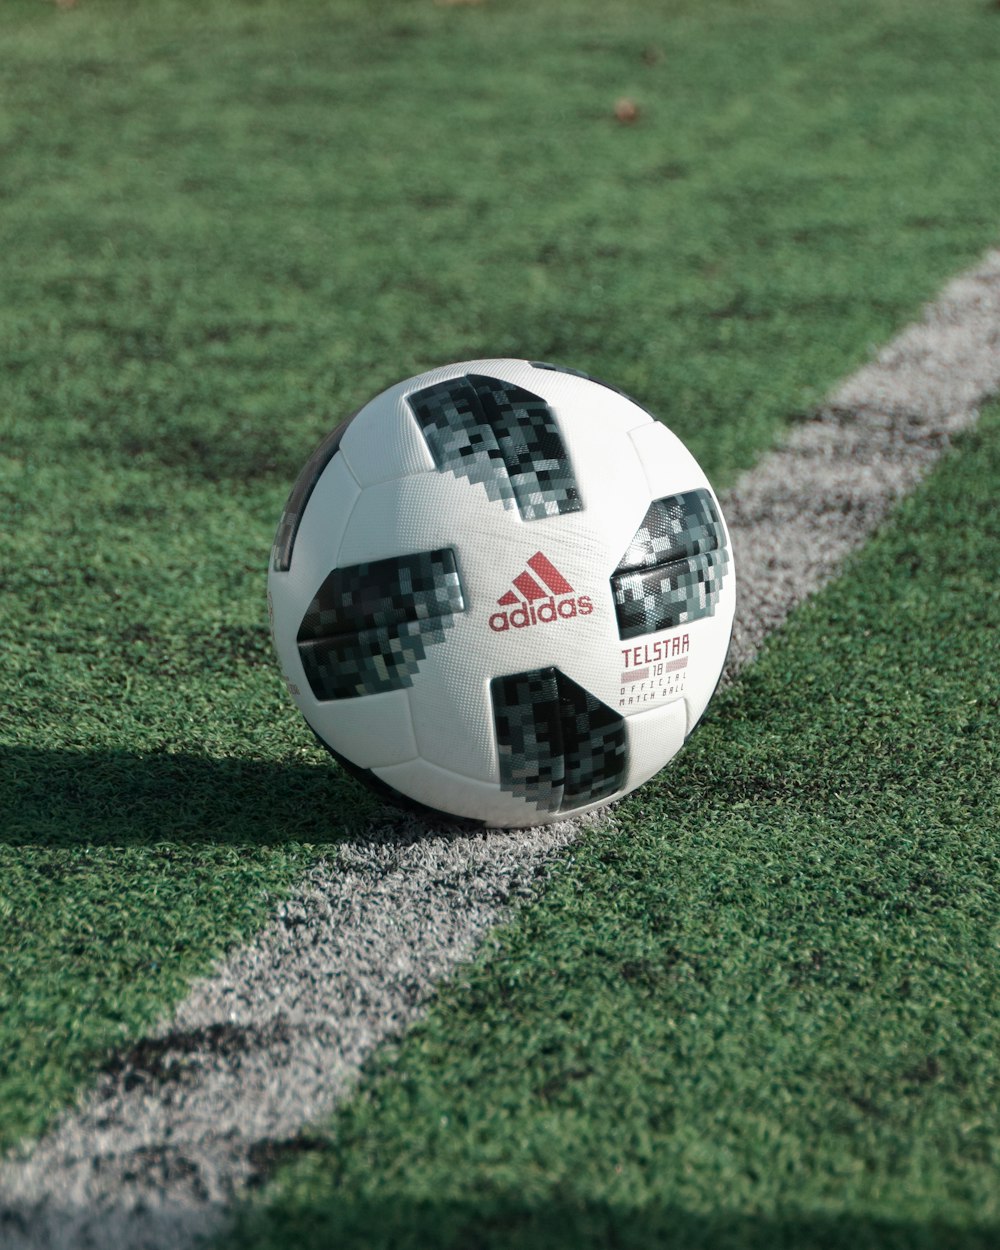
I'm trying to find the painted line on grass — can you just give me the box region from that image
[2,250,999,1250]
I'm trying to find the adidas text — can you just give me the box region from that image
[488,595,593,632]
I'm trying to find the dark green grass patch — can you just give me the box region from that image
[2,0,999,487]
[225,409,1000,1248]
[0,744,378,1148]
[2,0,1000,1158]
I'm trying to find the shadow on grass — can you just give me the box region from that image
[5,1188,995,1250]
[225,1191,1000,1250]
[0,744,386,848]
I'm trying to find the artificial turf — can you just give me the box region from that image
[2,0,999,1162]
[224,403,1000,1250]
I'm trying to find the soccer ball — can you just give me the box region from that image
[268,360,735,827]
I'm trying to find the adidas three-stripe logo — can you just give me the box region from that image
[497,551,574,605]
[489,552,593,632]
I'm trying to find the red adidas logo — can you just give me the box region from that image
[489,551,594,632]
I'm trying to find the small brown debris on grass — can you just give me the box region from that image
[615,97,640,123]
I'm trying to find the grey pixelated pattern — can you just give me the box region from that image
[492,667,627,815]
[613,552,729,640]
[616,489,724,570]
[297,549,464,699]
[409,374,583,521]
[612,488,729,640]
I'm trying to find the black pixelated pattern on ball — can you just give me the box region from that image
[558,674,628,807]
[297,549,464,699]
[492,667,627,815]
[612,489,730,640]
[408,374,583,521]
[491,669,564,812]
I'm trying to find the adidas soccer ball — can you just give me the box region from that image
[268,360,735,827]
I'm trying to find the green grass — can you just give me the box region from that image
[2,0,1000,1160]
[3,0,1000,484]
[225,403,1000,1249]
[0,456,379,1147]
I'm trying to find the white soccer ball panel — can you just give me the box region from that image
[406,657,497,781]
[623,699,689,794]
[338,400,435,487]
[304,688,419,769]
[628,419,712,500]
[374,757,532,826]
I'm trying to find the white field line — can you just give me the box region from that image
[2,250,999,1250]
